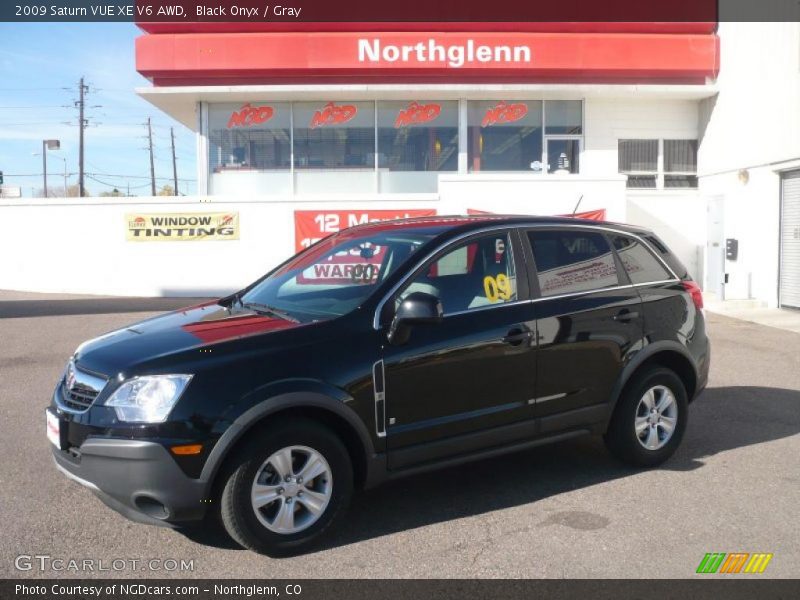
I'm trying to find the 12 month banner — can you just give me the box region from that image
[294,209,435,252]
[126,212,240,241]
[293,209,435,285]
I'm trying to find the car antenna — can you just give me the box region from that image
[571,194,584,215]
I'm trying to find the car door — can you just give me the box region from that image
[381,229,537,470]
[523,227,644,432]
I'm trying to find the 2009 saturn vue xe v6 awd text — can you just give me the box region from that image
[47,215,709,556]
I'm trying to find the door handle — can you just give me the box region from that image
[612,310,640,322]
[502,328,532,346]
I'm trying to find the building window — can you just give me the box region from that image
[618,139,658,188]
[664,139,698,188]
[544,100,582,135]
[293,101,376,170]
[208,102,291,173]
[378,101,458,171]
[377,101,458,192]
[618,139,698,189]
[468,100,544,172]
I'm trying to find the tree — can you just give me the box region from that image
[100,188,124,197]
[34,184,85,197]
[157,184,175,196]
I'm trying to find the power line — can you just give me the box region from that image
[0,105,72,109]
[1,171,194,181]
[85,173,152,190]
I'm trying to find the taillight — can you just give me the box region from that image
[682,280,704,310]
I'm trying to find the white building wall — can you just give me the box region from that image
[583,97,700,176]
[698,22,800,306]
[626,191,706,285]
[0,185,626,298]
[582,96,706,283]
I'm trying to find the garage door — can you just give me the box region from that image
[780,170,800,308]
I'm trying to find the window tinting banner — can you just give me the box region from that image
[126,212,240,242]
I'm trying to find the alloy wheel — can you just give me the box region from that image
[250,445,333,534]
[634,385,678,451]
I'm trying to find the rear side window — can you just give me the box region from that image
[645,234,688,280]
[611,235,673,284]
[528,230,619,296]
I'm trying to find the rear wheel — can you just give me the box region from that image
[219,418,353,556]
[604,367,688,467]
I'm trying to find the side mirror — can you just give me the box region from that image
[388,292,443,345]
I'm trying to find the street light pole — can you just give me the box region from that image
[42,140,48,198]
[37,140,62,198]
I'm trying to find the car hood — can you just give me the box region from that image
[74,301,302,376]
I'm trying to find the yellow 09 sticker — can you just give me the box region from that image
[484,273,512,303]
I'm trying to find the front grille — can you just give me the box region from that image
[57,360,107,413]
[61,382,99,411]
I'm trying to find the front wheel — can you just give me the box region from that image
[219,418,353,556]
[604,367,688,467]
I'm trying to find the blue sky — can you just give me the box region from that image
[0,23,196,196]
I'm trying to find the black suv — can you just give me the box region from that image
[47,216,709,555]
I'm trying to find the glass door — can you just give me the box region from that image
[545,138,582,174]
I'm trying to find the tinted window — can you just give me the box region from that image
[208,102,291,172]
[645,234,688,279]
[378,101,458,172]
[529,230,619,296]
[293,102,375,169]
[611,235,673,284]
[544,100,583,134]
[399,232,517,314]
[467,100,543,172]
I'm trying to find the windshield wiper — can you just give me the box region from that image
[241,302,300,323]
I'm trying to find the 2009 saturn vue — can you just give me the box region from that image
[47,215,709,555]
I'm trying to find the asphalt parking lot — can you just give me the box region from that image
[1,291,798,578]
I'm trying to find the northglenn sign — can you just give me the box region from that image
[136,31,719,85]
[357,39,531,68]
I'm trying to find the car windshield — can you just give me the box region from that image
[239,227,437,322]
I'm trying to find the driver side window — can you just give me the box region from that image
[398,232,518,314]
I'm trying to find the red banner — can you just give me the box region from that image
[294,209,435,251]
[294,209,436,284]
[467,208,607,220]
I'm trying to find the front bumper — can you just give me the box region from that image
[50,418,208,527]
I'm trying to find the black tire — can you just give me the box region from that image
[604,367,688,467]
[219,418,353,556]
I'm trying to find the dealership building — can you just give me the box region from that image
[2,22,799,308]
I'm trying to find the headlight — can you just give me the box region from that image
[105,374,192,423]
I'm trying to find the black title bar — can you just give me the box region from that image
[2,0,800,23]
[4,579,800,600]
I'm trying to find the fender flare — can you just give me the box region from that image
[603,341,699,427]
[199,385,376,491]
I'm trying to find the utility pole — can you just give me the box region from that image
[147,118,156,196]
[170,127,179,196]
[76,77,89,196]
